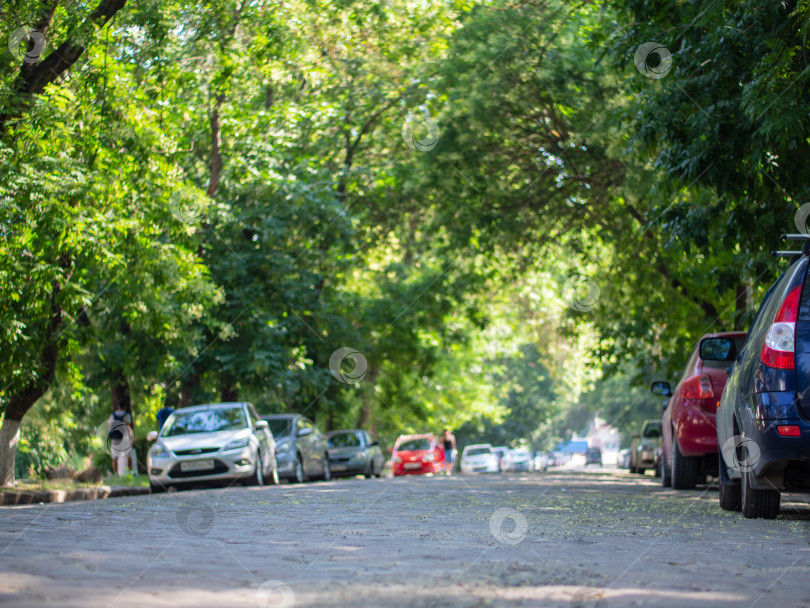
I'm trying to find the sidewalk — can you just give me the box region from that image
[0,485,149,506]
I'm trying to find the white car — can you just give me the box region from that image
[507,449,534,472]
[460,444,500,473]
[147,402,279,492]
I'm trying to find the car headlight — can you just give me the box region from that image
[276,442,291,454]
[351,450,368,462]
[223,437,250,451]
[423,452,434,462]
[149,443,170,459]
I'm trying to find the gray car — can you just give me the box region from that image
[147,402,278,492]
[326,429,384,478]
[263,414,330,483]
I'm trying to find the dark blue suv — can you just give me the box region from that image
[716,240,810,518]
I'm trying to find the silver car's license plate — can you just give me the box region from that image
[180,459,215,472]
[330,465,347,472]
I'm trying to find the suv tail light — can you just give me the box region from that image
[681,375,714,400]
[760,284,802,370]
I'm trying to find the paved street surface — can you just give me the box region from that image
[1,468,809,607]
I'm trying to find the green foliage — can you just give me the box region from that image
[1,0,805,483]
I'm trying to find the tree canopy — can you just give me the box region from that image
[1,0,806,483]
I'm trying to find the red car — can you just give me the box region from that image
[392,434,446,476]
[652,331,747,489]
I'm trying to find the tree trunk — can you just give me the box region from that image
[180,372,199,408]
[111,370,132,425]
[734,282,749,331]
[0,418,23,487]
[206,93,225,198]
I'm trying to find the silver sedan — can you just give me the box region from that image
[147,402,278,492]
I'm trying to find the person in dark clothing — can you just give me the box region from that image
[156,404,174,431]
[441,429,457,476]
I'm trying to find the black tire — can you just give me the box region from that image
[660,453,672,487]
[741,469,780,519]
[267,457,280,486]
[718,480,741,511]
[291,454,305,484]
[246,452,265,486]
[320,457,331,481]
[637,467,645,475]
[375,460,383,478]
[150,482,166,494]
[364,461,374,479]
[671,440,698,490]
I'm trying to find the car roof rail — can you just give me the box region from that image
[772,250,804,258]
[781,234,810,240]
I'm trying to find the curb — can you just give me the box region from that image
[0,485,150,506]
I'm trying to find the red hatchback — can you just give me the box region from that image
[652,331,747,489]
[392,434,446,476]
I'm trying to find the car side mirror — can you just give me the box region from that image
[147,430,158,442]
[297,427,313,437]
[700,337,737,362]
[650,381,672,397]
[254,420,269,431]
[388,447,394,454]
[371,441,379,447]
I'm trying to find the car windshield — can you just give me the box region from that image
[162,407,247,437]
[466,447,492,456]
[396,438,430,452]
[265,418,293,438]
[328,433,362,448]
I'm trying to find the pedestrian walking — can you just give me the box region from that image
[441,429,457,476]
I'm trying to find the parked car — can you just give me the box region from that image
[534,452,551,471]
[717,249,810,518]
[147,402,278,492]
[617,448,631,469]
[460,444,500,473]
[507,449,534,472]
[392,434,445,476]
[326,429,384,478]
[262,414,330,483]
[584,447,602,466]
[491,446,510,472]
[652,330,747,490]
[629,420,662,475]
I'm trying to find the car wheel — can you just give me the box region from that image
[741,468,780,519]
[247,452,265,486]
[375,460,383,478]
[150,482,166,494]
[365,461,374,478]
[718,479,741,511]
[267,457,280,486]
[671,440,698,490]
[321,457,331,481]
[292,454,305,484]
[637,467,645,475]
[660,453,672,487]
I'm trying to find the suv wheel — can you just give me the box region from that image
[741,469,780,519]
[671,439,698,490]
